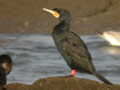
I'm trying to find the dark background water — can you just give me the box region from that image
[0,34,119,84]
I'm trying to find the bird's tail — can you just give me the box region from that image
[93,72,113,85]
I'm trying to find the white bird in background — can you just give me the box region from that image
[100,31,120,46]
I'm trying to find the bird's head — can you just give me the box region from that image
[43,8,70,22]
[0,54,12,75]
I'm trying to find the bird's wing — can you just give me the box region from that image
[60,31,95,71]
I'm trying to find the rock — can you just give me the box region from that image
[0,0,120,35]
[3,77,120,90]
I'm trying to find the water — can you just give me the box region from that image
[0,34,120,84]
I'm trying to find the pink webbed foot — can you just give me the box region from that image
[65,70,76,77]
[71,70,76,77]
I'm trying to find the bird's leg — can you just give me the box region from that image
[65,70,76,77]
[71,70,76,76]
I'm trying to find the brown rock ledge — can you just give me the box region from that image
[0,0,120,35]
[3,77,120,90]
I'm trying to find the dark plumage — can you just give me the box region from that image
[0,65,6,86]
[0,54,12,86]
[43,8,113,85]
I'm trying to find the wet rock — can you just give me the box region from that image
[3,77,120,90]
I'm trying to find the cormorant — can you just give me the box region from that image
[0,54,12,86]
[43,8,113,85]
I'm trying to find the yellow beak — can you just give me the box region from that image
[43,8,60,18]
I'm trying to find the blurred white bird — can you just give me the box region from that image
[100,31,120,46]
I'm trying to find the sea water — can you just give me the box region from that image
[0,34,119,84]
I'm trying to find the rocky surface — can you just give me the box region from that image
[0,0,120,35]
[2,77,120,90]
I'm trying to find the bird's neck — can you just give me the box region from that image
[53,20,70,33]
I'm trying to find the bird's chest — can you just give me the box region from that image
[52,33,63,52]
[52,33,73,64]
